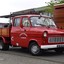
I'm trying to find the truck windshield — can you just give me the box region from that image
[30,17,57,28]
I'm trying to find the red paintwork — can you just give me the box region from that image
[0,14,64,48]
[10,14,64,48]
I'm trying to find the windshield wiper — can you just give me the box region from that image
[48,25,55,28]
[37,24,46,26]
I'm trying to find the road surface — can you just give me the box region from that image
[0,47,64,64]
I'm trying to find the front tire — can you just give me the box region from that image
[29,42,42,55]
[0,40,9,50]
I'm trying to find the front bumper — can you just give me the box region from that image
[41,44,64,49]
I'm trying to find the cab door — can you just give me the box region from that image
[19,17,31,47]
[11,17,31,47]
[11,17,22,46]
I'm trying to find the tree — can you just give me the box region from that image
[59,0,64,3]
[46,0,64,14]
[45,1,55,14]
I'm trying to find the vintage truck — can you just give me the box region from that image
[0,10,64,55]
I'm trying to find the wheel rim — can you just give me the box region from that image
[31,45,40,54]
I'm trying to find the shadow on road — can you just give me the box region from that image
[7,47,64,57]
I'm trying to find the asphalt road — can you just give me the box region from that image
[0,47,64,64]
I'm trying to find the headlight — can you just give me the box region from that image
[43,32,47,37]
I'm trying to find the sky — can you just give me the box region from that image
[0,0,50,15]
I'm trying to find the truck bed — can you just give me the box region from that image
[0,27,10,37]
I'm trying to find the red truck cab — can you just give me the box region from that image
[0,14,64,55]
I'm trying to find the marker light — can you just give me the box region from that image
[43,32,47,37]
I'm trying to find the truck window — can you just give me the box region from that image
[30,17,57,28]
[14,18,20,27]
[22,18,30,27]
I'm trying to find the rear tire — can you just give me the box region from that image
[0,40,9,50]
[29,42,42,56]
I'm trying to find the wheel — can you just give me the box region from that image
[54,48,64,53]
[0,40,9,50]
[29,42,42,55]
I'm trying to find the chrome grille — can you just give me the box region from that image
[48,37,64,43]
